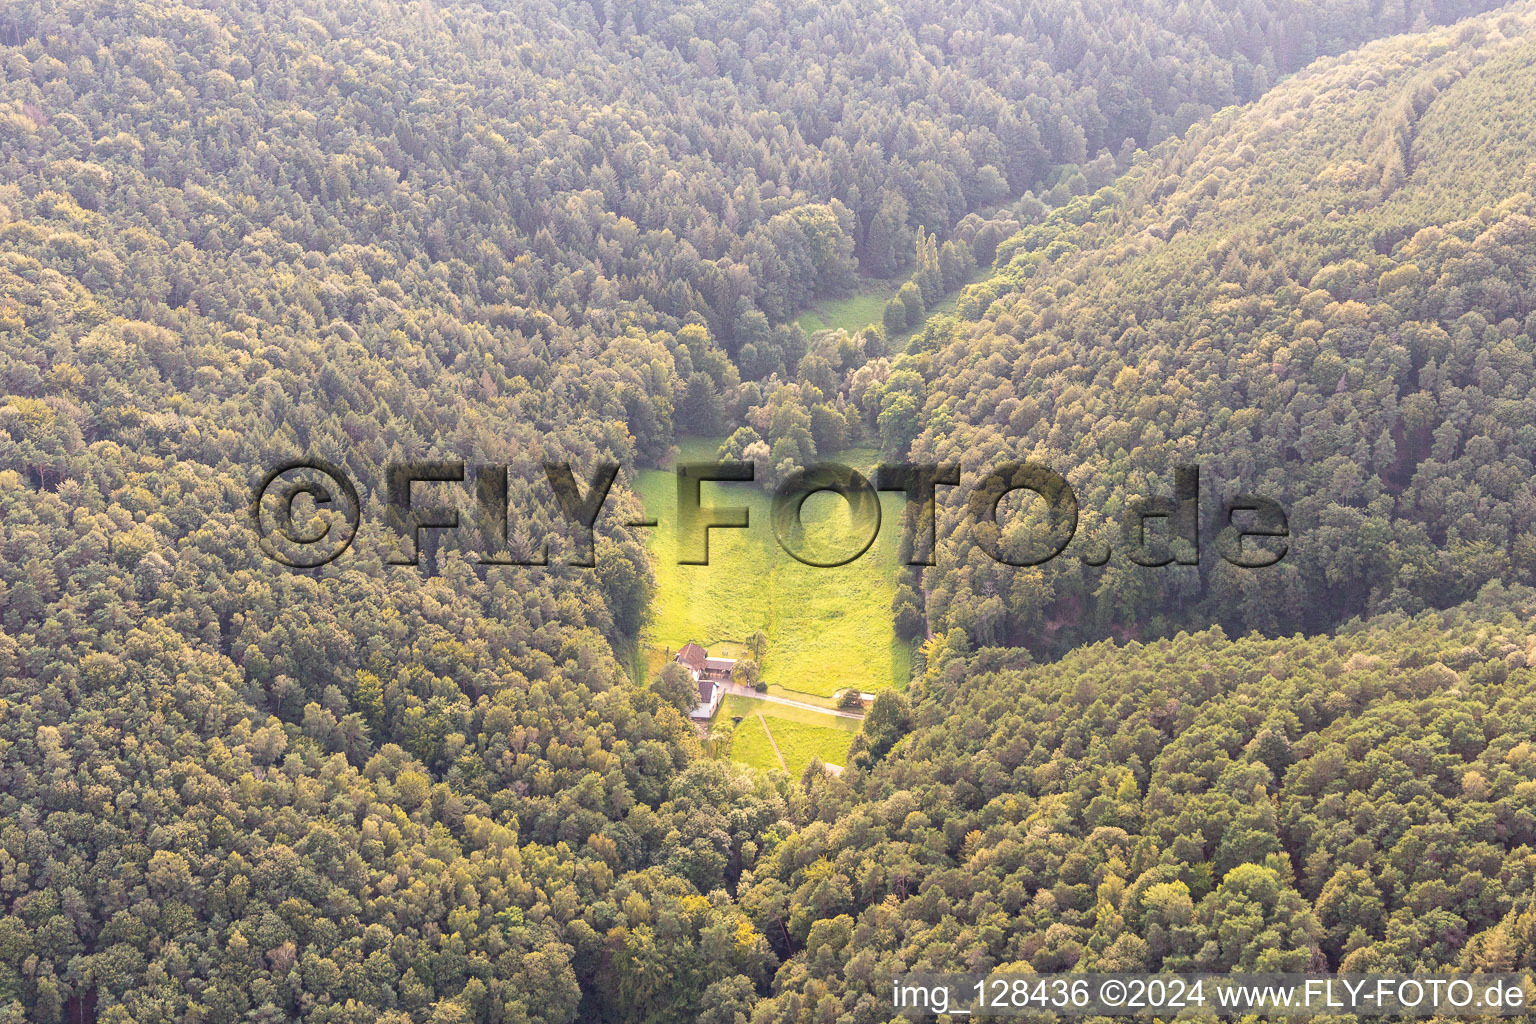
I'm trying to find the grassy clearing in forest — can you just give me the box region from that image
[793,283,894,336]
[726,712,784,774]
[636,438,911,699]
[716,695,858,776]
[757,716,856,775]
[793,270,988,348]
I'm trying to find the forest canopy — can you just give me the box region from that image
[900,6,1536,656]
[0,0,1532,1022]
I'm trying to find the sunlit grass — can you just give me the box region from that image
[765,716,856,775]
[794,282,894,336]
[726,711,782,773]
[716,695,858,776]
[636,439,912,698]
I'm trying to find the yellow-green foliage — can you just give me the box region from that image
[915,15,1536,656]
[745,588,1536,1019]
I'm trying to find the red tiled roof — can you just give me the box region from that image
[676,642,707,671]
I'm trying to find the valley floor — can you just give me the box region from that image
[634,436,912,704]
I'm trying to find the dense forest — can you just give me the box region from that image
[0,0,1533,1022]
[742,583,1536,1020]
[899,6,1536,655]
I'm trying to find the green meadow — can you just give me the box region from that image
[793,270,988,347]
[758,716,856,776]
[717,695,858,776]
[726,713,782,774]
[793,282,894,337]
[636,438,911,699]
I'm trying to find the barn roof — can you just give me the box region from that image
[676,642,707,671]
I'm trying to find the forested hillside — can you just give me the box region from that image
[740,5,1536,1021]
[0,0,1529,1022]
[891,4,1536,655]
[0,0,1504,380]
[742,584,1536,1021]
